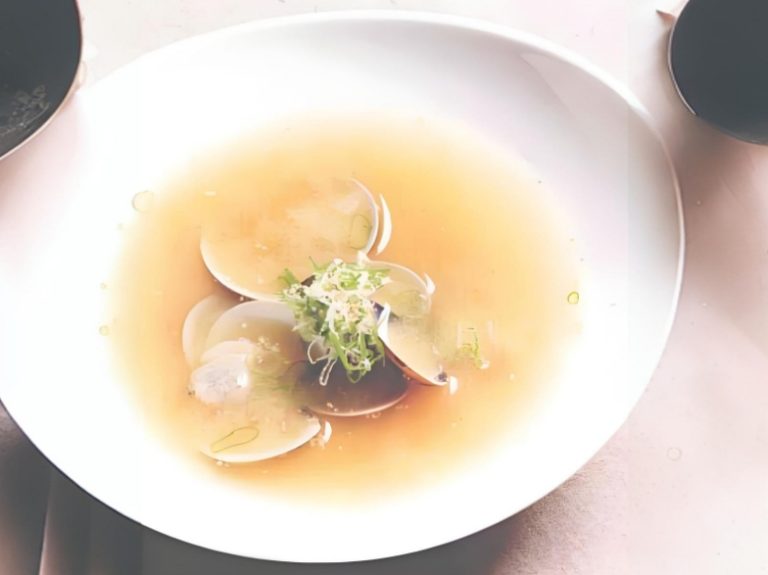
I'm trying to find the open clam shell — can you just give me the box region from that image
[204,300,304,361]
[181,292,240,366]
[371,261,433,318]
[200,178,379,301]
[372,262,448,386]
[185,299,323,463]
[199,402,322,464]
[297,359,409,417]
[379,315,449,387]
[189,352,254,406]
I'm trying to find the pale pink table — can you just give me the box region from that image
[2,1,767,573]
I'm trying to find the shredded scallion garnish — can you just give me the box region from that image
[280,259,389,385]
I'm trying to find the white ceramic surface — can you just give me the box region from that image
[0,12,682,562]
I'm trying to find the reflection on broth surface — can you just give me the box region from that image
[109,116,581,502]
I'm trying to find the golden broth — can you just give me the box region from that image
[109,116,581,502]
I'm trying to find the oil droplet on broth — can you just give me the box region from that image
[99,282,108,290]
[99,325,110,336]
[132,190,155,213]
[567,291,580,305]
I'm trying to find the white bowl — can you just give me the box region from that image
[0,11,683,562]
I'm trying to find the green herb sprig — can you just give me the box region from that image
[456,326,490,369]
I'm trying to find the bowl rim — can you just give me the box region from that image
[1,9,686,563]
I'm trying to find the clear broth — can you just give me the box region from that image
[109,116,581,502]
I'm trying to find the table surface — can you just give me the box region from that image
[2,1,768,573]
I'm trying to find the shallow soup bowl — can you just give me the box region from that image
[0,12,683,562]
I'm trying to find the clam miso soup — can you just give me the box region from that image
[109,116,581,501]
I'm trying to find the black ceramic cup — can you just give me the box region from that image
[0,0,82,160]
[669,0,768,144]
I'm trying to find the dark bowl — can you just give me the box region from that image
[0,0,82,160]
[669,0,768,144]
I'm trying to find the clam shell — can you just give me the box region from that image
[199,403,322,464]
[372,262,447,386]
[204,300,304,363]
[200,178,379,301]
[189,353,253,406]
[298,360,409,417]
[190,300,323,462]
[181,292,240,366]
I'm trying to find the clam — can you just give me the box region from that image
[200,339,257,364]
[200,178,379,301]
[373,192,393,255]
[189,353,254,406]
[181,292,240,366]
[296,359,409,417]
[284,259,428,415]
[198,401,322,464]
[379,316,450,387]
[371,261,433,318]
[204,300,305,362]
[187,300,323,463]
[372,262,449,386]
